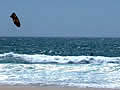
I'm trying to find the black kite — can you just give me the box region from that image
[10,12,21,27]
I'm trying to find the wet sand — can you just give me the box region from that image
[0,86,119,90]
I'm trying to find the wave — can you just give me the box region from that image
[0,52,120,64]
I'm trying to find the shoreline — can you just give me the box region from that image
[0,86,119,90]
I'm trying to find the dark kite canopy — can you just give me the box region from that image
[10,12,21,27]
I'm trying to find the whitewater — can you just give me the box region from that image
[0,52,119,88]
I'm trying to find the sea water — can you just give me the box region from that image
[0,37,120,88]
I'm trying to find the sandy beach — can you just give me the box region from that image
[0,86,119,90]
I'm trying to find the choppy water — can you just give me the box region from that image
[0,37,120,88]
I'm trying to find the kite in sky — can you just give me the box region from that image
[10,12,21,27]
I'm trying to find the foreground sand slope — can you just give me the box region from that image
[0,86,119,90]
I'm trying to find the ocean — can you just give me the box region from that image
[0,37,120,88]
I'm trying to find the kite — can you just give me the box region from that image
[10,12,21,27]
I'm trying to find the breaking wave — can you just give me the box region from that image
[0,52,120,64]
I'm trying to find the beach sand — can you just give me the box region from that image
[0,86,119,90]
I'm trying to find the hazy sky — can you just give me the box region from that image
[0,0,120,37]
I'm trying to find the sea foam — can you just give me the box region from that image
[0,52,120,64]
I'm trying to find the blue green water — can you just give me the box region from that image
[0,37,120,88]
[0,37,120,57]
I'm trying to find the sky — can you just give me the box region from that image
[0,0,120,37]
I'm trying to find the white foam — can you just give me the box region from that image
[0,52,120,64]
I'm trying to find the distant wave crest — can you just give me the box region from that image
[0,52,120,64]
